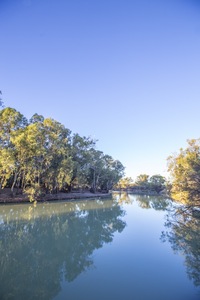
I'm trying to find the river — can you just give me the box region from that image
[0,193,200,300]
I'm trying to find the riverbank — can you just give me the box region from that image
[0,189,111,204]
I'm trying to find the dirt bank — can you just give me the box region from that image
[0,189,111,204]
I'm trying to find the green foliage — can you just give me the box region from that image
[0,148,16,189]
[115,177,133,190]
[69,134,96,190]
[86,150,125,193]
[149,175,166,193]
[116,174,166,194]
[167,138,200,206]
[0,107,27,147]
[29,113,44,124]
[0,106,125,200]
[135,174,149,186]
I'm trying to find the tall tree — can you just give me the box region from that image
[0,108,27,193]
[69,134,96,191]
[149,175,166,193]
[0,107,27,147]
[0,105,125,201]
[115,177,134,190]
[87,151,125,193]
[99,157,125,192]
[167,138,200,206]
[19,118,73,200]
[135,174,149,186]
[87,149,104,193]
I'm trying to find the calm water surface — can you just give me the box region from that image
[0,193,200,300]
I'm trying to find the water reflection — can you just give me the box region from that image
[114,192,200,288]
[1,194,200,300]
[112,191,133,204]
[113,191,171,210]
[135,195,171,210]
[0,199,126,300]
[161,205,200,287]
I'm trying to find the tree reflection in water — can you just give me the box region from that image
[114,192,200,288]
[0,200,126,300]
[161,205,200,287]
[135,195,170,210]
[113,191,171,211]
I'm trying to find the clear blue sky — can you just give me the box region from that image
[1,0,200,180]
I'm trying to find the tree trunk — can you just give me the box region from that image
[11,172,18,196]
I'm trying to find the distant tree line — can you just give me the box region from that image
[115,174,166,195]
[0,106,125,201]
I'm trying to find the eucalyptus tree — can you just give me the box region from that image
[167,138,200,206]
[148,175,166,193]
[0,107,27,147]
[99,156,125,192]
[0,105,125,200]
[29,113,44,124]
[0,147,16,190]
[115,177,134,190]
[87,148,104,193]
[41,118,73,193]
[135,174,149,186]
[0,107,27,192]
[87,150,125,193]
[18,118,73,200]
[68,133,96,191]
[0,114,74,200]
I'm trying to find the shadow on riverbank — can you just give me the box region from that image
[0,188,111,204]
